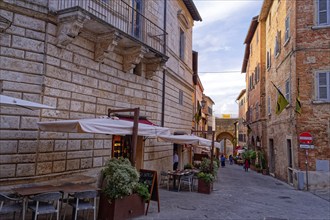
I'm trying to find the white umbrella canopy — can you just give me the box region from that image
[38,117,171,137]
[158,134,221,148]
[0,95,55,110]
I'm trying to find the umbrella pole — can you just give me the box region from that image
[132,108,140,167]
[108,108,140,167]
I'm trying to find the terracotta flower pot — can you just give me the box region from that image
[197,179,213,194]
[98,193,145,220]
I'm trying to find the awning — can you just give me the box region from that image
[0,94,55,110]
[38,117,170,137]
[158,134,221,149]
[116,116,156,126]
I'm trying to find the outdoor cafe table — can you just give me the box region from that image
[167,170,190,191]
[13,183,99,220]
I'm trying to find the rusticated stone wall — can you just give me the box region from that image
[0,0,196,185]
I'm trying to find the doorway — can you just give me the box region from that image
[287,139,293,185]
[269,139,275,175]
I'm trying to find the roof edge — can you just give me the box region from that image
[182,0,202,21]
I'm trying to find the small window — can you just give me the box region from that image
[285,79,291,103]
[179,29,185,60]
[267,50,271,70]
[250,43,253,56]
[256,28,259,43]
[268,96,271,115]
[317,0,330,25]
[133,63,142,76]
[255,64,260,84]
[256,102,259,120]
[316,72,330,101]
[274,31,281,57]
[285,15,290,43]
[179,90,183,105]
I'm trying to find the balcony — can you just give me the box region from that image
[52,0,168,75]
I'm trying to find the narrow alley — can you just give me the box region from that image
[135,164,330,220]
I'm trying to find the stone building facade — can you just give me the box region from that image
[236,89,247,148]
[0,0,202,186]
[244,0,330,189]
[242,15,267,154]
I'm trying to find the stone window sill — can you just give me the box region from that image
[311,25,330,30]
[312,100,330,104]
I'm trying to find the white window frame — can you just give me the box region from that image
[284,15,290,44]
[315,71,330,101]
[317,0,330,26]
[285,78,291,103]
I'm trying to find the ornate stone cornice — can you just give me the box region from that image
[145,57,167,79]
[56,11,90,48]
[122,46,148,73]
[95,31,122,62]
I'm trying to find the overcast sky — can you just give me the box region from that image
[193,0,263,117]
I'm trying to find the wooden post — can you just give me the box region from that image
[108,108,140,167]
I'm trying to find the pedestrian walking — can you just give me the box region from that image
[220,154,226,167]
[244,158,250,172]
[229,155,233,165]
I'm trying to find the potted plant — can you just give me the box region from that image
[184,163,193,170]
[98,158,150,220]
[197,158,219,194]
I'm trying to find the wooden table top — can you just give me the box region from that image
[13,184,100,196]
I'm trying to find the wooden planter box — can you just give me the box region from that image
[197,179,213,194]
[98,193,145,220]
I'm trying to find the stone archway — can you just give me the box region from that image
[216,132,235,156]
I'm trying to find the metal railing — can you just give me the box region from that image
[57,0,166,54]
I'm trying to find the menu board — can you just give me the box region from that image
[139,169,160,215]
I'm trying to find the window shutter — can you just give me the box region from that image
[285,16,290,42]
[318,72,328,100]
[318,0,329,25]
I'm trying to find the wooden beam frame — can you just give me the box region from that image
[108,108,140,166]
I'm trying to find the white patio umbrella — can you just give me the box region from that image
[38,117,171,137]
[0,95,55,110]
[158,134,221,149]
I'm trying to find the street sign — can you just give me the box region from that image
[300,144,314,149]
[299,132,313,144]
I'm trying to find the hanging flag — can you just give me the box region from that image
[295,96,301,114]
[193,104,202,123]
[295,78,302,114]
[271,81,289,115]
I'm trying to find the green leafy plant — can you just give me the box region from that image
[134,182,151,201]
[184,163,193,169]
[102,158,150,201]
[197,172,215,183]
[198,158,219,182]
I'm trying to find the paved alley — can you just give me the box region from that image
[134,164,330,220]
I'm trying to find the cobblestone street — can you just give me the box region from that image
[135,164,330,220]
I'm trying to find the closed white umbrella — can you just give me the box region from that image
[38,117,170,137]
[0,95,55,110]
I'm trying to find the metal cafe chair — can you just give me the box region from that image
[27,192,62,220]
[178,172,194,192]
[0,193,22,220]
[160,171,171,190]
[68,190,98,220]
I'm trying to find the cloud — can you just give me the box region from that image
[192,0,263,116]
[200,72,245,116]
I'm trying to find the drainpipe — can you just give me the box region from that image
[161,0,167,127]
